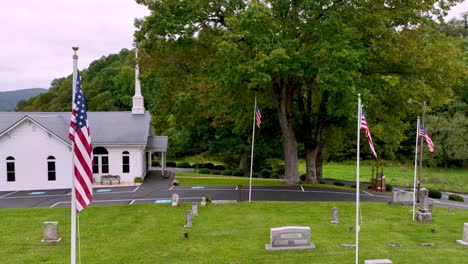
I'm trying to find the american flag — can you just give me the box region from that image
[255,104,262,128]
[419,122,434,153]
[69,71,93,212]
[360,107,377,159]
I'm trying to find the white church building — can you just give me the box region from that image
[0,51,167,192]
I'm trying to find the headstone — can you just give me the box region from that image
[265,226,316,251]
[391,190,414,204]
[41,222,61,243]
[456,223,468,246]
[339,244,356,248]
[364,260,393,264]
[417,243,435,247]
[172,194,179,207]
[192,202,198,216]
[416,188,432,222]
[201,196,206,207]
[428,203,433,213]
[184,210,192,227]
[448,207,454,214]
[330,207,339,224]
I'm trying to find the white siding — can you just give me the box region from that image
[0,121,72,191]
[93,146,145,183]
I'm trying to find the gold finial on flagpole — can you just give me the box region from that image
[72,46,79,54]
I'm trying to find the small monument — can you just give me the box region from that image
[41,222,61,243]
[364,260,393,264]
[391,190,414,205]
[184,210,192,228]
[265,226,316,251]
[330,207,339,224]
[172,194,179,207]
[416,188,432,223]
[201,196,206,207]
[192,202,198,216]
[456,223,468,246]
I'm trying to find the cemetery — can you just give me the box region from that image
[2,201,467,263]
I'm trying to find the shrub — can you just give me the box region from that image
[232,169,244,176]
[333,181,345,186]
[428,189,442,199]
[351,184,356,188]
[319,180,326,184]
[166,161,176,167]
[176,162,191,168]
[272,164,285,177]
[152,160,161,167]
[214,165,226,170]
[211,170,223,175]
[134,177,143,183]
[172,180,179,186]
[203,163,215,169]
[191,163,202,169]
[204,195,212,203]
[448,194,464,202]
[198,168,211,174]
[223,170,232,176]
[300,174,307,182]
[385,183,393,192]
[261,169,271,178]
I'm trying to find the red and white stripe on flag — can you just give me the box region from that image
[69,71,93,212]
[360,107,378,159]
[255,104,262,128]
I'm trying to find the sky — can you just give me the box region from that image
[0,0,466,92]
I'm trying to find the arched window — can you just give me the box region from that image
[6,156,15,182]
[47,156,56,181]
[92,147,109,174]
[122,151,130,173]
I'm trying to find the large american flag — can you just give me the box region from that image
[419,122,434,153]
[255,104,262,128]
[69,71,93,212]
[360,107,377,159]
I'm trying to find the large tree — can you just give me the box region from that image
[135,0,465,183]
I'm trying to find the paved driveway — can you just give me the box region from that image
[1,173,466,210]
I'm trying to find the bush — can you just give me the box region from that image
[198,168,211,174]
[385,183,393,192]
[151,160,161,167]
[166,161,176,167]
[211,170,223,175]
[191,163,202,169]
[203,163,215,169]
[448,194,464,202]
[134,177,143,183]
[172,180,179,186]
[261,169,271,178]
[214,165,226,170]
[223,170,232,176]
[176,162,192,168]
[204,195,212,202]
[428,189,442,199]
[319,180,326,184]
[333,181,345,186]
[232,169,244,176]
[300,174,306,182]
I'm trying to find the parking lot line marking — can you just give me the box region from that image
[50,202,62,208]
[132,186,141,192]
[129,200,135,205]
[300,185,304,192]
[363,191,374,196]
[0,191,17,198]
[169,186,174,190]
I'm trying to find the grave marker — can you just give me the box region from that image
[330,207,339,224]
[172,194,179,207]
[456,223,468,246]
[41,222,61,243]
[184,210,192,228]
[265,226,316,251]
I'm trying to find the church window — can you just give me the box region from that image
[122,151,130,173]
[6,156,15,182]
[47,156,56,181]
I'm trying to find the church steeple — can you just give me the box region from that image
[132,44,145,115]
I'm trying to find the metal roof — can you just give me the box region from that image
[0,112,152,145]
[146,136,168,152]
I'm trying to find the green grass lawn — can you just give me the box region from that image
[2,202,467,263]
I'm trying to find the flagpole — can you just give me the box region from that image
[412,117,420,221]
[71,46,79,264]
[356,94,361,264]
[248,94,257,203]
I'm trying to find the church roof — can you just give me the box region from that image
[0,112,152,146]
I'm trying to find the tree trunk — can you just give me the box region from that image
[239,151,249,172]
[304,143,324,184]
[273,82,299,184]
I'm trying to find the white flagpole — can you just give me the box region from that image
[356,94,361,264]
[412,117,420,221]
[71,46,79,264]
[248,94,257,203]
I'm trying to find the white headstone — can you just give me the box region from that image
[192,202,198,216]
[456,223,468,246]
[265,226,316,251]
[172,194,179,207]
[330,207,339,224]
[201,197,206,207]
[184,210,192,228]
[41,222,61,243]
[364,260,393,264]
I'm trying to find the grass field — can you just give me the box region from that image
[2,202,467,263]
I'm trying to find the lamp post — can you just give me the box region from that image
[407,98,426,203]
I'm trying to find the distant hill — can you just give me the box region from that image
[0,88,48,111]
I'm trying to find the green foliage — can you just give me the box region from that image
[260,169,271,178]
[333,181,345,186]
[448,194,464,202]
[428,189,442,199]
[133,177,143,183]
[223,170,232,176]
[202,163,215,169]
[232,169,244,176]
[300,174,307,182]
[166,161,176,167]
[152,160,161,167]
[385,183,393,192]
[198,168,211,174]
[176,162,192,168]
